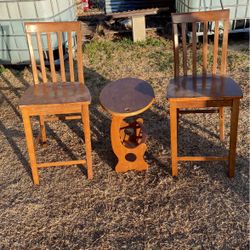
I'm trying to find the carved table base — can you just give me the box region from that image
[111,116,148,172]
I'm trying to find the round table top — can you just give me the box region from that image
[99,78,155,116]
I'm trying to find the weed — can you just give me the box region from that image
[0,65,5,74]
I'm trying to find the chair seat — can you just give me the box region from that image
[19,82,91,107]
[166,75,243,100]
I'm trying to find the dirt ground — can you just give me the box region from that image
[0,33,249,249]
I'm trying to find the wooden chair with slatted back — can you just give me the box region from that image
[166,10,243,177]
[19,22,93,185]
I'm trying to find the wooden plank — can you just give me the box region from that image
[26,33,39,84]
[57,32,66,82]
[46,32,57,83]
[107,7,169,19]
[181,23,188,76]
[192,22,197,76]
[202,21,208,75]
[178,156,228,161]
[44,115,82,121]
[132,15,146,42]
[76,29,84,83]
[25,21,81,33]
[37,160,86,168]
[173,23,179,78]
[170,99,233,108]
[221,19,229,75]
[172,9,229,24]
[179,109,219,114]
[36,32,47,83]
[67,31,75,82]
[212,20,219,75]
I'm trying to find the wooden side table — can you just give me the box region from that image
[100,78,155,172]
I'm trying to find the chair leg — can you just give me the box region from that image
[81,104,93,180]
[177,108,180,135]
[228,99,240,177]
[21,110,39,185]
[219,107,225,141]
[170,104,178,177]
[39,115,47,145]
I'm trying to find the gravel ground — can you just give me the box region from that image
[0,35,249,249]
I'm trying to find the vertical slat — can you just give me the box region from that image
[76,29,84,83]
[46,32,57,83]
[57,32,66,82]
[173,23,179,78]
[202,21,208,75]
[181,23,188,76]
[212,21,219,75]
[26,33,39,84]
[67,31,74,82]
[192,22,197,76]
[36,32,48,83]
[221,19,229,75]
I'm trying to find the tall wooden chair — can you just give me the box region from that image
[19,22,93,185]
[166,10,243,177]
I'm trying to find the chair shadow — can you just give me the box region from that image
[62,67,117,170]
[143,102,249,203]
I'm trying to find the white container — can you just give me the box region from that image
[175,0,249,33]
[0,0,76,64]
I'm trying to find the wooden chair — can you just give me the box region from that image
[19,22,93,184]
[166,10,243,177]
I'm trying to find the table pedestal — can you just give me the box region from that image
[111,115,148,172]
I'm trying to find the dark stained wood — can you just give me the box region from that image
[100,77,155,116]
[20,22,93,185]
[167,10,242,177]
[181,23,187,76]
[166,75,243,99]
[192,22,197,76]
[19,82,91,106]
[212,21,219,75]
[171,9,229,77]
[100,78,154,173]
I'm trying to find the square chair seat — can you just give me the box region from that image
[166,75,243,100]
[19,82,91,107]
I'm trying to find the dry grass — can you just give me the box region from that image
[0,35,249,249]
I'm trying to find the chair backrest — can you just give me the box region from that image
[25,21,84,84]
[171,9,229,78]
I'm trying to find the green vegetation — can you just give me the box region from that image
[84,36,249,78]
[0,65,5,74]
